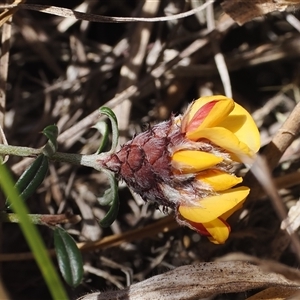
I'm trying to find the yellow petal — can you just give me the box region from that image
[184,96,234,134]
[202,218,230,244]
[196,170,243,191]
[220,200,244,220]
[172,150,223,173]
[187,127,254,162]
[218,102,260,154]
[178,186,250,223]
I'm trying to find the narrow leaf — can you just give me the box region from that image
[54,227,83,287]
[98,187,114,206]
[19,155,49,201]
[42,125,59,156]
[99,107,119,154]
[99,169,119,227]
[93,121,109,154]
[6,155,49,208]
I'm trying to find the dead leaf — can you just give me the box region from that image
[246,286,299,300]
[218,252,300,283]
[221,0,300,25]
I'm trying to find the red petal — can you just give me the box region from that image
[186,101,218,132]
[187,220,211,236]
[185,218,231,239]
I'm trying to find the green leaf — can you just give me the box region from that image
[19,155,49,201]
[54,227,83,287]
[93,121,109,154]
[42,125,59,157]
[6,155,49,208]
[99,169,119,228]
[99,107,119,154]
[98,187,114,206]
[0,163,68,300]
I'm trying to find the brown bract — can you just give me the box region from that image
[98,119,185,208]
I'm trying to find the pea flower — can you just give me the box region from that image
[98,95,260,244]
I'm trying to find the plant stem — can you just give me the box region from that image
[0,144,42,157]
[51,152,105,170]
[0,143,107,171]
[0,212,43,224]
[0,212,81,226]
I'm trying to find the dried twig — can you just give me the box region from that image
[55,17,234,149]
[0,1,215,23]
[0,25,9,165]
[250,155,300,262]
[114,0,160,145]
[206,2,232,97]
[0,0,23,27]
[244,100,300,201]
[0,215,178,262]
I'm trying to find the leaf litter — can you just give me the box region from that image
[2,1,300,299]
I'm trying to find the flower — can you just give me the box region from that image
[99,95,260,244]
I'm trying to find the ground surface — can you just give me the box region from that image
[1,1,300,299]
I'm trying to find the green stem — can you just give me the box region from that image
[0,212,42,225]
[0,143,107,171]
[0,212,44,224]
[51,152,105,171]
[0,144,42,157]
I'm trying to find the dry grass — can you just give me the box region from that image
[2,1,300,299]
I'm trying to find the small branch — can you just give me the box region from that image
[0,215,178,261]
[245,100,300,201]
[0,212,81,226]
[264,100,300,170]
